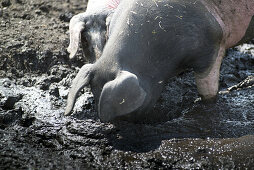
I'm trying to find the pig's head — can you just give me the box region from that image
[65,64,147,122]
[67,13,108,63]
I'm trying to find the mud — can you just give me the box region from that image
[0,0,254,169]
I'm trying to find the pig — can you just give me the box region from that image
[65,0,254,122]
[68,0,121,62]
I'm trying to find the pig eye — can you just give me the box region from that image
[86,20,92,27]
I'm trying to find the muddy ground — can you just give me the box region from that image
[0,0,254,169]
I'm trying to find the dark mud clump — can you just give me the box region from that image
[0,0,254,169]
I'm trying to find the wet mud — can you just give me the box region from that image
[0,0,254,169]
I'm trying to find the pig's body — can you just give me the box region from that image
[195,0,254,99]
[202,0,254,48]
[66,0,254,122]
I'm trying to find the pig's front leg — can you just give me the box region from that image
[195,46,225,101]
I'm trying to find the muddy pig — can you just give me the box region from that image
[68,0,121,62]
[65,0,254,122]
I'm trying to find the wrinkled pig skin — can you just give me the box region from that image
[66,0,254,122]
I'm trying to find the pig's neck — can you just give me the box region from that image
[202,0,254,48]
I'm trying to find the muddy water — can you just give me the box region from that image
[0,0,254,169]
[0,47,253,169]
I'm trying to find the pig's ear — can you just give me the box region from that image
[65,64,93,116]
[98,71,146,122]
[67,13,86,59]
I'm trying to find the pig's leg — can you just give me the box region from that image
[195,46,225,101]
